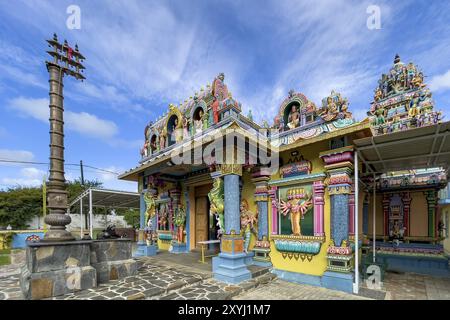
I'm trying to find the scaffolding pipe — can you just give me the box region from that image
[89,188,93,238]
[80,197,83,239]
[354,150,359,294]
[373,173,376,263]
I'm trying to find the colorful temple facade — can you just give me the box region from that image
[119,55,450,293]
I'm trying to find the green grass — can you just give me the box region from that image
[0,248,12,266]
[0,254,11,266]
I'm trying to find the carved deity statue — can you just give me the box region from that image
[195,109,204,134]
[141,140,149,158]
[208,177,224,237]
[182,115,189,139]
[211,73,228,124]
[408,93,421,117]
[411,72,424,88]
[143,190,157,228]
[240,199,258,253]
[279,189,312,236]
[287,105,300,129]
[374,87,383,102]
[173,204,186,243]
[173,117,183,143]
[159,129,166,150]
[141,125,151,158]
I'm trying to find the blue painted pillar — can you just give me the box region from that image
[257,201,268,240]
[139,193,146,231]
[224,174,241,234]
[320,149,355,293]
[212,165,251,284]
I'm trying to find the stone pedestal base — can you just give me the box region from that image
[253,247,271,267]
[19,240,96,300]
[92,259,138,283]
[90,239,137,284]
[133,243,157,257]
[213,253,252,284]
[322,271,354,293]
[170,242,187,254]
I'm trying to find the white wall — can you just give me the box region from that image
[66,214,131,231]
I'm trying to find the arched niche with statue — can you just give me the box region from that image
[277,91,317,131]
[165,104,183,146]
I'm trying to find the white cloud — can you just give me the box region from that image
[65,112,118,140]
[96,166,122,182]
[20,167,46,179]
[7,97,48,122]
[8,97,118,140]
[429,70,450,92]
[0,167,46,188]
[0,149,35,163]
[0,64,47,89]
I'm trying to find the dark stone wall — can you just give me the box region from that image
[331,194,349,247]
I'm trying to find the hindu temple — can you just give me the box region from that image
[119,55,450,293]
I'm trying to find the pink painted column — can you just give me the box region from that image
[313,181,325,236]
[269,186,278,234]
[348,185,355,235]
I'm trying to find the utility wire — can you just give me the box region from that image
[0,159,120,175]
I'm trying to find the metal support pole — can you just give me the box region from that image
[89,188,93,238]
[373,173,376,263]
[354,151,359,294]
[80,197,83,239]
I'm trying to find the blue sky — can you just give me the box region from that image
[1,0,450,191]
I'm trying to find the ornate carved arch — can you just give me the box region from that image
[278,93,310,119]
[165,104,183,130]
[190,99,208,121]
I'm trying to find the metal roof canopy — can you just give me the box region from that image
[68,188,140,239]
[354,121,450,175]
[69,188,140,210]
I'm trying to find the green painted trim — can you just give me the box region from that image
[268,173,326,187]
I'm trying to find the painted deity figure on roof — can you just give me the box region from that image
[211,73,228,124]
[287,105,300,129]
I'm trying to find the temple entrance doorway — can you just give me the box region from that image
[194,183,219,250]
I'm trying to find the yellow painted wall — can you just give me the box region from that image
[241,170,257,250]
[367,194,384,237]
[157,239,171,250]
[367,191,430,238]
[410,192,428,237]
[268,141,330,277]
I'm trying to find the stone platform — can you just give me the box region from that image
[19,238,137,299]
[90,239,138,283]
[19,240,96,300]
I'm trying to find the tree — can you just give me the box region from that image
[67,179,103,203]
[0,179,103,229]
[0,187,42,229]
[122,209,140,229]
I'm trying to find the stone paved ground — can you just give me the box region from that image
[52,258,276,300]
[0,251,24,300]
[1,251,450,300]
[233,278,369,300]
[383,271,450,300]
